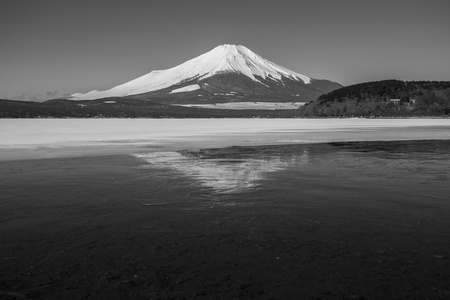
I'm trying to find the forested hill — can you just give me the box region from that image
[300,80,450,117]
[0,98,301,118]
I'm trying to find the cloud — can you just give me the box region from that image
[46,90,59,98]
[10,89,70,102]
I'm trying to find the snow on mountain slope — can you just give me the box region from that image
[70,44,313,100]
[169,84,201,94]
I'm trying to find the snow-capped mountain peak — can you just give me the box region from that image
[70,44,315,100]
[177,44,311,84]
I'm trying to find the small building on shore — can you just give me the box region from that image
[389,98,401,104]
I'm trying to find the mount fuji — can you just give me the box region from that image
[70,44,342,103]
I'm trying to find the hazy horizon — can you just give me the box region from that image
[1,0,450,101]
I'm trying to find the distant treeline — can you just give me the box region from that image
[0,98,302,118]
[300,80,450,117]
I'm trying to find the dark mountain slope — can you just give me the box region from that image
[132,73,342,104]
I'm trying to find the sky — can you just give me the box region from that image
[1,0,450,101]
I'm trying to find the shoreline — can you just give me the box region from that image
[1,115,450,119]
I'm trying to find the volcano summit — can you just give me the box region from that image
[70,44,342,104]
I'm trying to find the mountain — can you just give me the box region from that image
[70,44,342,103]
[300,80,450,117]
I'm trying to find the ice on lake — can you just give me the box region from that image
[0,118,449,160]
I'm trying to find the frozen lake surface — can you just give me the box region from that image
[1,118,449,160]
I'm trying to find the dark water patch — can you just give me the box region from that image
[157,140,449,194]
[330,139,450,156]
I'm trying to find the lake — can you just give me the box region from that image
[0,119,450,299]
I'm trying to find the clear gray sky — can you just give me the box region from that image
[1,0,449,101]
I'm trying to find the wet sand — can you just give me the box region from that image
[1,140,450,299]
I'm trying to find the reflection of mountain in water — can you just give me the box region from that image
[134,148,310,193]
